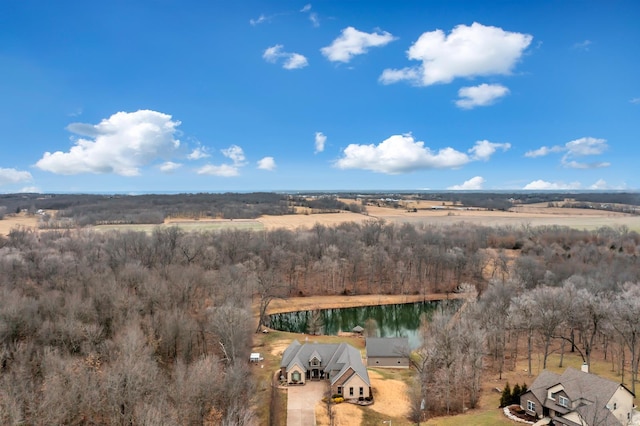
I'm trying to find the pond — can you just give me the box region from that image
[267,299,459,349]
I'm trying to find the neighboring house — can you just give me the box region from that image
[280,340,372,399]
[365,337,410,368]
[520,366,634,426]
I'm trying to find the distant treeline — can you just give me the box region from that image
[1,191,638,226]
[352,191,640,212]
[0,192,292,225]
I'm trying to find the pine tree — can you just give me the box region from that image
[500,382,511,407]
[511,383,521,405]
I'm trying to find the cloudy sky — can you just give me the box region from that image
[1,1,639,193]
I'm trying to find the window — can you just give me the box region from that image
[310,357,320,367]
[349,387,354,396]
[613,402,617,410]
[527,400,536,412]
[559,396,569,408]
[337,386,342,395]
[359,387,364,396]
[292,371,300,382]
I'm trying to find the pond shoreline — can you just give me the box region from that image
[265,292,470,316]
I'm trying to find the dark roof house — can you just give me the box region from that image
[520,367,634,426]
[280,340,372,399]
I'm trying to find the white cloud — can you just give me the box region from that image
[20,186,40,193]
[283,53,309,69]
[257,156,276,171]
[35,110,181,176]
[336,135,510,174]
[0,167,33,185]
[564,137,607,156]
[573,40,592,51]
[197,164,240,177]
[263,45,284,62]
[197,145,247,177]
[589,179,608,190]
[159,161,182,173]
[309,13,319,27]
[448,176,485,190]
[523,180,582,190]
[336,134,470,174]
[250,14,268,26]
[321,27,396,63]
[562,160,610,169]
[380,22,532,86]
[525,137,610,169]
[187,146,210,160]
[456,83,510,109]
[263,45,308,70]
[524,146,564,158]
[469,140,511,161]
[315,132,327,153]
[221,145,246,165]
[630,98,640,104]
[299,4,319,26]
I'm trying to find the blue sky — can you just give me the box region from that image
[1,1,639,193]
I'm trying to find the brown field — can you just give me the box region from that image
[3,201,638,236]
[0,213,39,236]
[260,201,640,231]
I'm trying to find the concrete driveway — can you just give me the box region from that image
[287,381,327,426]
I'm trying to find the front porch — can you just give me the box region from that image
[306,368,327,380]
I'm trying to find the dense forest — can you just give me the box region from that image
[1,215,640,423]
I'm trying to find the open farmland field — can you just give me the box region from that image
[2,200,639,236]
[0,213,39,236]
[91,218,264,233]
[261,202,640,232]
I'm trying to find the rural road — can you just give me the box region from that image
[287,381,326,426]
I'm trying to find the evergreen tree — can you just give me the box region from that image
[500,382,511,407]
[511,383,521,405]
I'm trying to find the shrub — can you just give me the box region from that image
[332,397,344,404]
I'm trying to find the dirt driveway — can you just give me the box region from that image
[287,381,326,426]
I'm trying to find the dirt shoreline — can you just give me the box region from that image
[265,292,467,315]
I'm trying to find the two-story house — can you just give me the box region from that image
[520,366,634,426]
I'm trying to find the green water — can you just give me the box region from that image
[268,300,459,348]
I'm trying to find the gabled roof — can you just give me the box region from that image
[366,337,409,358]
[526,367,633,426]
[280,340,370,387]
[309,349,322,362]
[528,370,561,406]
[558,367,621,404]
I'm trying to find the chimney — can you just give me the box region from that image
[581,362,589,373]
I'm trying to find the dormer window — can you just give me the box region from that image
[558,395,569,408]
[310,357,321,367]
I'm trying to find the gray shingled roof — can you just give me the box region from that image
[557,367,620,405]
[365,337,410,358]
[280,340,370,387]
[528,370,562,406]
[527,367,630,426]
